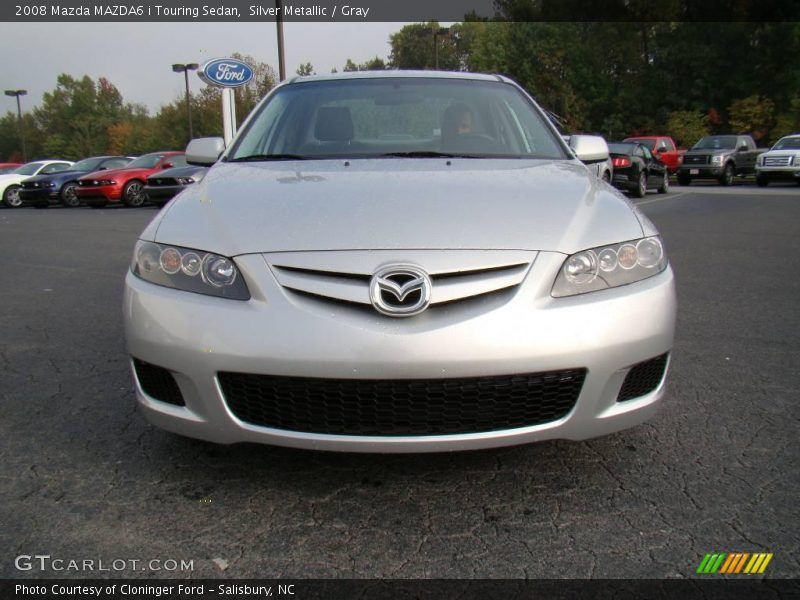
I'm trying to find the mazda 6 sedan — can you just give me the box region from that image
[124,71,676,453]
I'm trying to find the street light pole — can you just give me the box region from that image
[4,90,27,162]
[172,63,199,142]
[276,0,286,81]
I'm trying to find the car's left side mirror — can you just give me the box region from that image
[738,144,748,151]
[569,134,610,162]
[162,162,174,169]
[187,137,226,166]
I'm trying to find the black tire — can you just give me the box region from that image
[677,172,691,186]
[657,171,669,194]
[3,185,22,208]
[122,180,146,207]
[756,174,769,187]
[719,162,735,186]
[60,182,80,207]
[632,171,647,198]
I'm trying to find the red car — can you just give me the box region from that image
[76,151,186,207]
[0,162,23,174]
[623,136,686,174]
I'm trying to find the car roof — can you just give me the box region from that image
[286,70,508,85]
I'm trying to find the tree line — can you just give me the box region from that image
[2,21,799,161]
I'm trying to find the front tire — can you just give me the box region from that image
[677,172,691,186]
[3,185,22,208]
[657,171,669,194]
[122,180,146,207]
[719,163,735,186]
[632,172,647,198]
[60,182,80,207]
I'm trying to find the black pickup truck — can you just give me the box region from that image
[677,135,766,186]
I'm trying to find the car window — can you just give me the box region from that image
[641,146,653,159]
[103,158,131,169]
[229,77,567,160]
[40,162,72,174]
[772,137,800,150]
[663,139,675,151]
[163,155,187,168]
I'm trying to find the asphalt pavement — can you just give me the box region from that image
[1,184,798,579]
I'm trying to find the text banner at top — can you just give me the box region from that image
[2,0,799,22]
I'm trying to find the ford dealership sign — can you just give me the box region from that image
[198,58,254,88]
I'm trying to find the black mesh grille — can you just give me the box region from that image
[617,354,669,402]
[218,369,586,436]
[683,155,709,165]
[133,359,185,406]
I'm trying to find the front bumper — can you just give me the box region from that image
[755,165,800,180]
[75,184,122,201]
[19,187,59,204]
[678,165,723,178]
[144,184,184,203]
[124,251,677,453]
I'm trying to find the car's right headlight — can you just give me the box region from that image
[131,240,250,300]
[551,236,668,298]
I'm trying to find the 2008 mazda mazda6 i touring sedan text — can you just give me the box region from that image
[123,71,677,453]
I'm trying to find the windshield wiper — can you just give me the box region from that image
[227,154,311,162]
[378,151,474,158]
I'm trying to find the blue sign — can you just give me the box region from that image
[198,58,254,88]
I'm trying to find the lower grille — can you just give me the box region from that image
[617,354,669,402]
[219,369,585,436]
[133,359,185,406]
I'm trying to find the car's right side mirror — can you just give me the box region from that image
[186,137,226,166]
[569,134,610,162]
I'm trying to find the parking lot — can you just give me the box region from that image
[1,183,798,579]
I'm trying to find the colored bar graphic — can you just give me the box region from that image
[701,552,773,575]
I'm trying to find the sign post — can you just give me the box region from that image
[198,58,254,146]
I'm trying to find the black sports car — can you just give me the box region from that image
[144,165,208,207]
[608,142,669,198]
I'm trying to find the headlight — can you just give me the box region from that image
[710,155,723,165]
[131,241,250,300]
[98,179,116,186]
[45,182,56,188]
[176,177,195,185]
[552,236,668,298]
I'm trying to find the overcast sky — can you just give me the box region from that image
[0,22,407,114]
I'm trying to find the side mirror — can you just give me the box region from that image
[569,134,610,163]
[162,162,174,169]
[98,166,108,171]
[186,137,225,166]
[738,144,748,152]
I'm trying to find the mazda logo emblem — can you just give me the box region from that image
[369,265,432,317]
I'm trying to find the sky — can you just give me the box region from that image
[0,22,406,114]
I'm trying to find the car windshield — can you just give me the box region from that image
[608,143,636,154]
[71,157,105,171]
[126,154,165,169]
[13,162,47,176]
[692,136,737,150]
[228,77,567,160]
[626,138,655,151]
[772,137,800,150]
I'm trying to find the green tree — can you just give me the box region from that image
[666,111,710,147]
[296,62,314,76]
[728,96,775,141]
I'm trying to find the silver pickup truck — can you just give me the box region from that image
[677,134,766,186]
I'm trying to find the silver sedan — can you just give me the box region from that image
[123,71,676,453]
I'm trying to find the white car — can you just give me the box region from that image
[0,160,74,207]
[124,71,675,453]
[755,134,800,186]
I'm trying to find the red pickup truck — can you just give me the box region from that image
[623,136,686,174]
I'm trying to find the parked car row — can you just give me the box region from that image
[0,150,207,209]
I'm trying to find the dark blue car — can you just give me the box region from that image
[20,155,133,208]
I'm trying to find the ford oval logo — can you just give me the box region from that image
[198,58,253,88]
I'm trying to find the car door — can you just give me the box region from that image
[640,145,659,186]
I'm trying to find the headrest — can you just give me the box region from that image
[314,106,354,142]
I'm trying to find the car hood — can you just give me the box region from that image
[80,167,157,181]
[147,166,207,181]
[23,170,86,184]
[147,159,648,256]
[685,148,732,155]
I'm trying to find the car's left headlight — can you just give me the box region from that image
[176,177,196,185]
[131,240,250,300]
[552,236,668,298]
[710,155,723,165]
